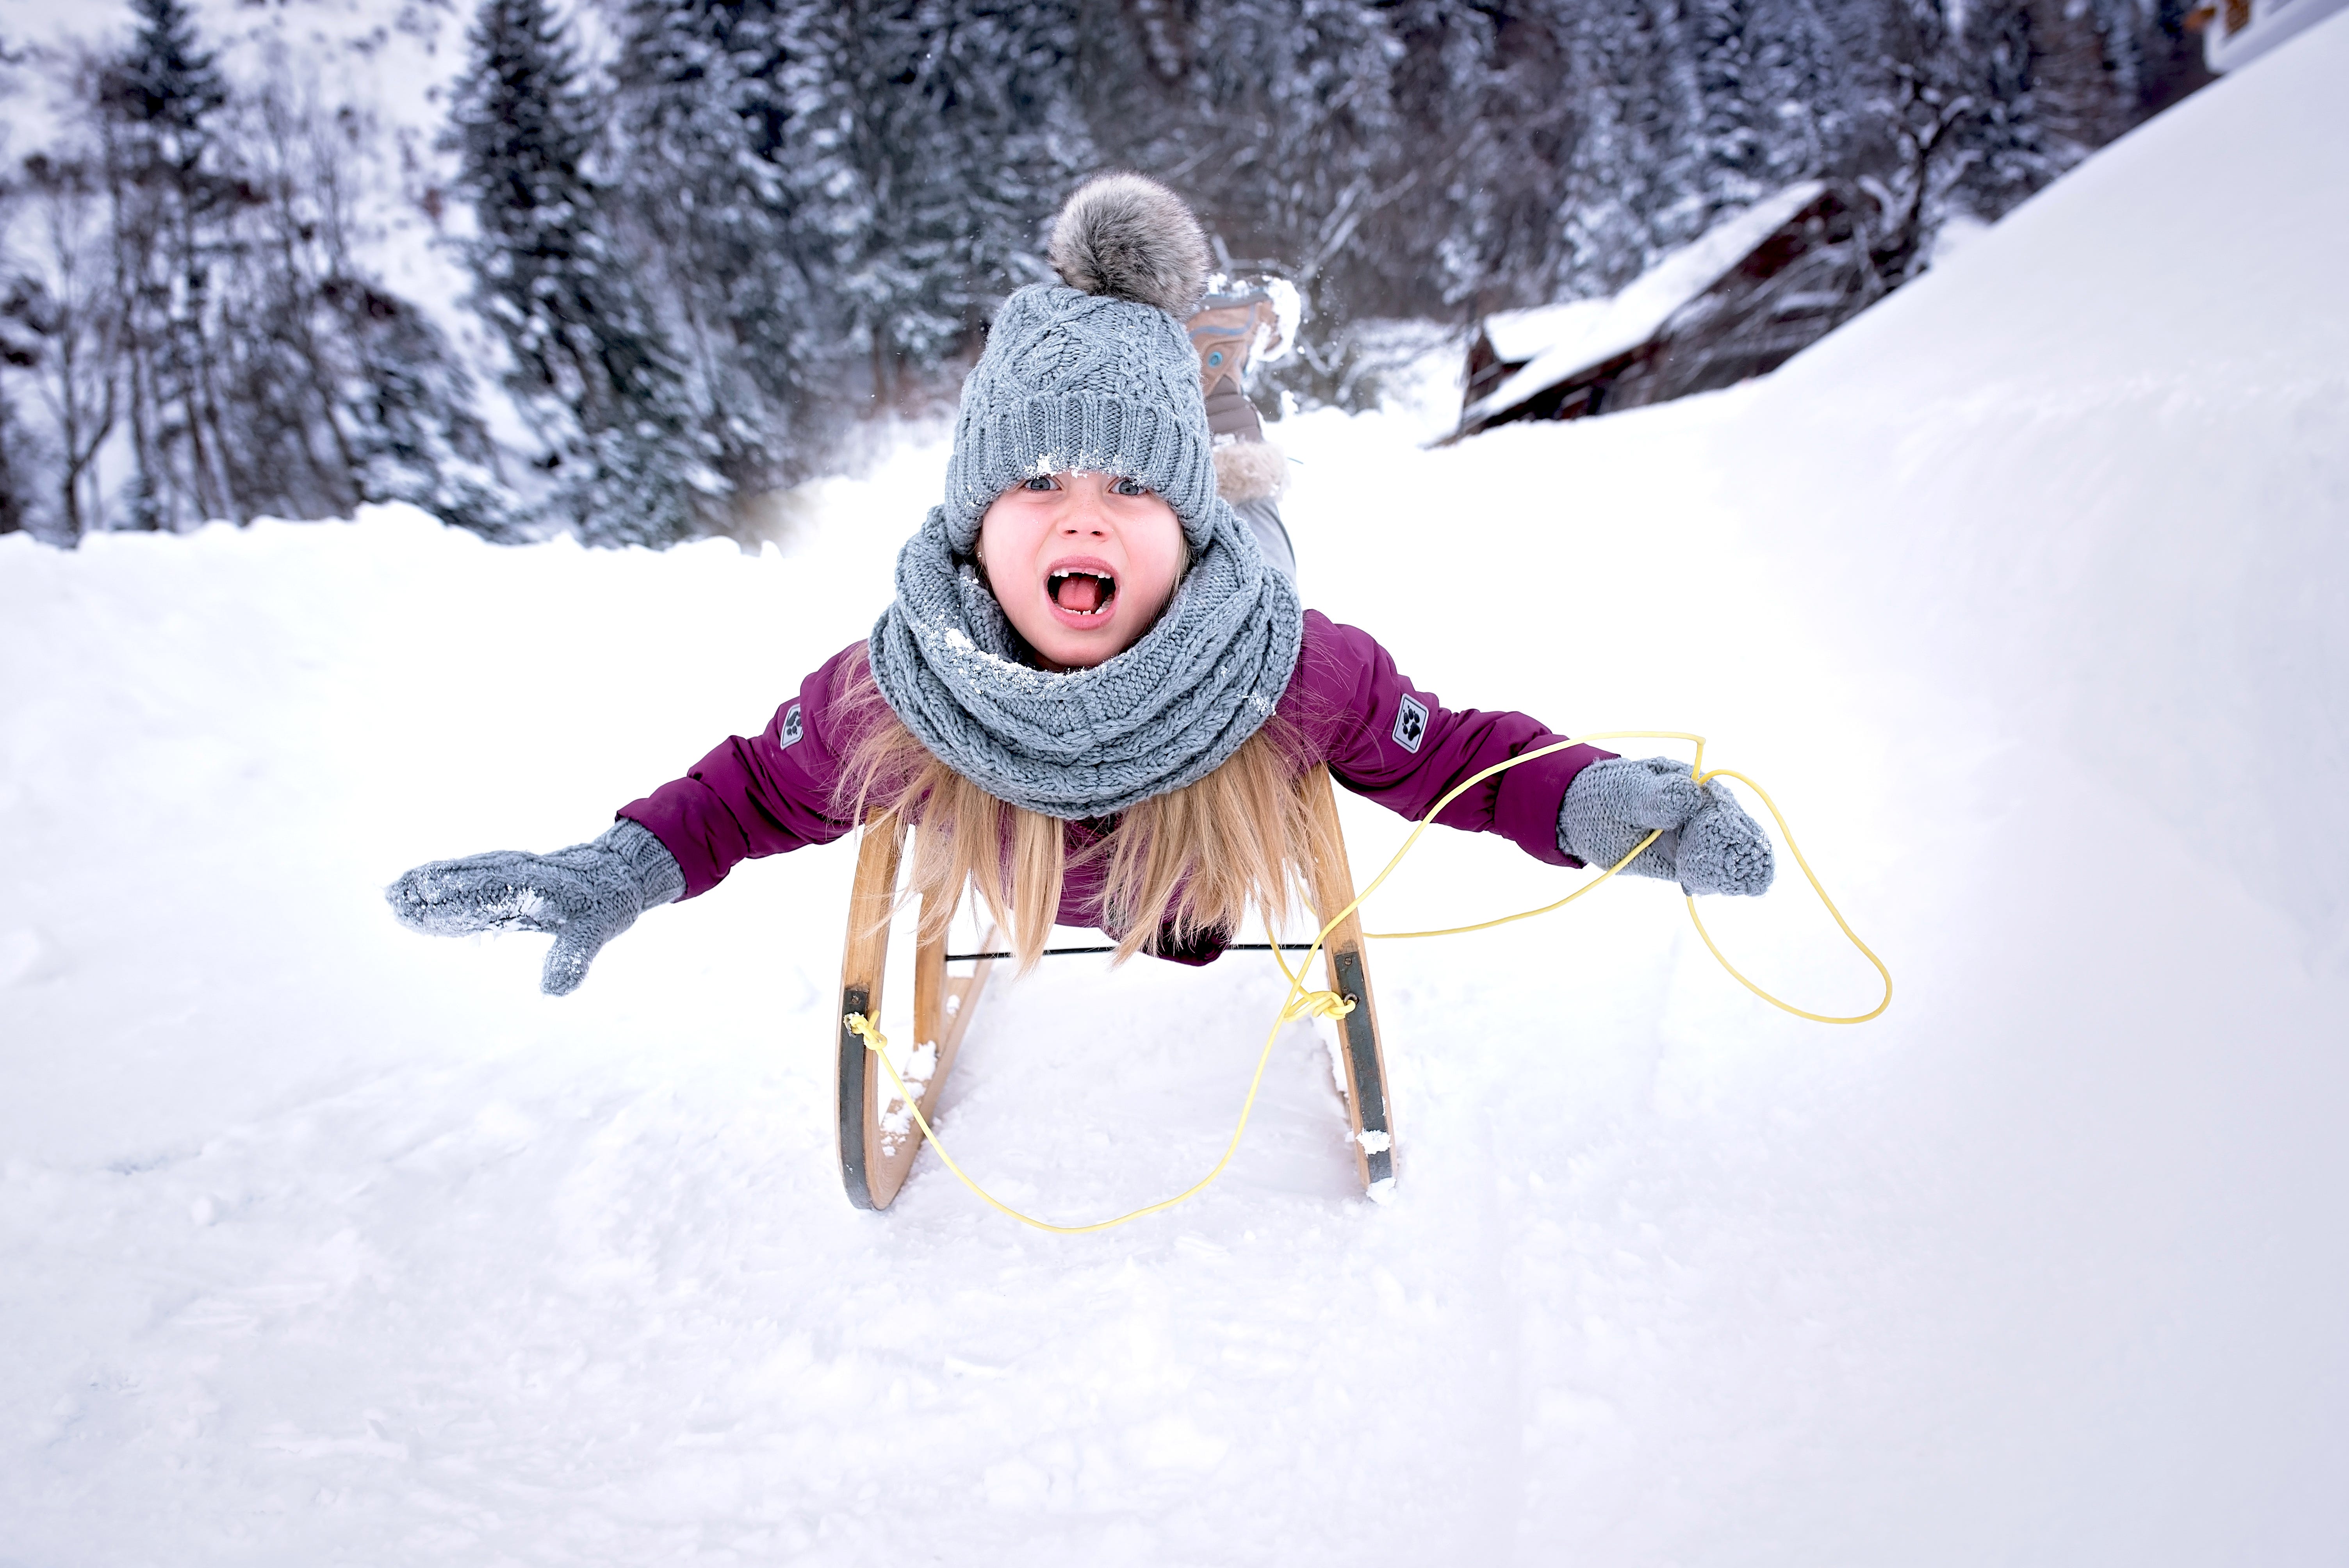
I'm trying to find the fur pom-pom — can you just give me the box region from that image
[1214,439,1288,502]
[1047,173,1210,317]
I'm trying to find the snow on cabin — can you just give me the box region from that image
[2194,0,2349,71]
[1453,180,1870,439]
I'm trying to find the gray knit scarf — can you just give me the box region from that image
[867,497,1304,820]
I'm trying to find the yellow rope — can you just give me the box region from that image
[1358,734,1893,1026]
[847,731,1890,1232]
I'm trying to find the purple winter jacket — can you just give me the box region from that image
[618,609,1615,962]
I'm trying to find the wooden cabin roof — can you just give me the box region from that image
[1459,181,1835,435]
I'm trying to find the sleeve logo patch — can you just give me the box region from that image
[781,702,804,747]
[1391,693,1428,754]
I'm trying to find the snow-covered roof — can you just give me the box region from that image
[1463,180,1831,428]
[1479,299,1612,364]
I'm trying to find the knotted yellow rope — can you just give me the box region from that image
[847,731,1889,1232]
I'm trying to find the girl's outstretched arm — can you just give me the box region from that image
[384,643,866,994]
[1282,609,1617,866]
[1281,611,1772,894]
[613,643,867,898]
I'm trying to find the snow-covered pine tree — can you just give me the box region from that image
[608,0,1093,480]
[1954,0,2060,224]
[1541,0,1854,295]
[0,283,32,534]
[236,88,511,538]
[86,14,502,535]
[1074,0,1864,374]
[0,404,25,533]
[1082,0,1412,408]
[7,152,122,538]
[0,160,42,536]
[1695,0,1848,217]
[1939,0,2191,237]
[1848,0,2001,286]
[322,274,512,538]
[613,0,869,497]
[1394,4,1586,314]
[198,87,398,526]
[454,0,714,547]
[1682,0,1775,223]
[0,0,2202,544]
[1545,5,1674,296]
[96,0,232,530]
[833,0,1090,397]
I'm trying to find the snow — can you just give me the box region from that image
[1464,179,1831,427]
[875,1038,938,1146]
[4,26,2349,1565]
[1477,296,1612,364]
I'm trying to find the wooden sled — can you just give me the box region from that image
[832,764,1394,1210]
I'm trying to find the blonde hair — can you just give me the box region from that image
[832,653,1323,969]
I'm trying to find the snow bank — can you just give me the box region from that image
[2,23,2346,1564]
[1753,9,2349,964]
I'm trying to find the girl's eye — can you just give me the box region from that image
[1111,477,1150,497]
[1021,474,1059,492]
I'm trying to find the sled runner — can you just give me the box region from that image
[832,764,1395,1210]
[832,821,999,1212]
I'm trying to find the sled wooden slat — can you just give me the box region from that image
[1300,765,1397,1192]
[836,814,999,1211]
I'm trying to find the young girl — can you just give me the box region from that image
[388,175,1773,996]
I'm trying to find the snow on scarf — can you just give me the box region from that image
[867,498,1304,820]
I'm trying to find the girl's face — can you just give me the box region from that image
[977,470,1186,670]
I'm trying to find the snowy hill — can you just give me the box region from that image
[3,15,2346,1565]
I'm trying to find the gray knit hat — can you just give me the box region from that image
[939,174,1219,553]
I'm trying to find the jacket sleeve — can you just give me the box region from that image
[615,643,864,898]
[1280,610,1616,868]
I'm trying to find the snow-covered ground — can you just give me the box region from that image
[4,18,2347,1565]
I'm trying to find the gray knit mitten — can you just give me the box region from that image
[384,820,685,995]
[1558,757,1774,896]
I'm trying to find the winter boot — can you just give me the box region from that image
[1187,288,1288,503]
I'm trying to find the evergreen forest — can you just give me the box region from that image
[0,0,2209,547]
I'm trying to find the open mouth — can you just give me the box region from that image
[1046,566,1119,621]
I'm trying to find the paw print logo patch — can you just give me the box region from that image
[1391,693,1428,754]
[781,702,804,747]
